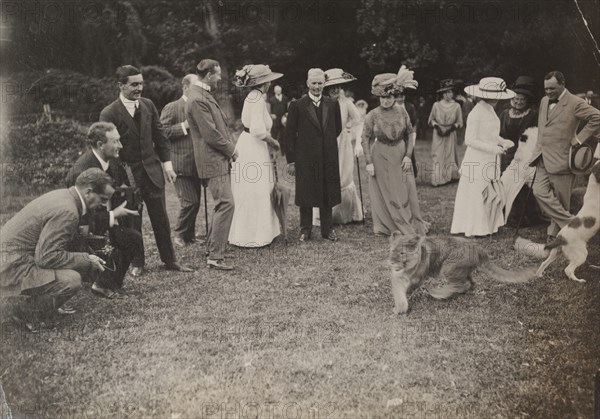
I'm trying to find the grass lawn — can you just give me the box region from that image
[1,139,599,418]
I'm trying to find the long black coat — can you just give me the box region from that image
[285,95,342,207]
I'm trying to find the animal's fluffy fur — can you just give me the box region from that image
[535,162,600,282]
[389,233,535,314]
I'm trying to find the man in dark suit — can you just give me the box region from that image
[529,71,600,241]
[160,74,204,247]
[1,169,110,331]
[285,68,342,242]
[100,65,192,273]
[66,122,144,298]
[268,85,289,142]
[186,59,238,270]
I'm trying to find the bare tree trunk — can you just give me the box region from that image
[204,0,235,119]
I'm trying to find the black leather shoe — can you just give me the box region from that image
[165,262,194,272]
[323,231,339,242]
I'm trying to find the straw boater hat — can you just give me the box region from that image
[233,64,283,87]
[436,79,454,93]
[464,77,515,100]
[569,138,599,175]
[323,68,356,87]
[371,65,418,97]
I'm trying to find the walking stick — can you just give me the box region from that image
[356,156,365,223]
[203,185,209,237]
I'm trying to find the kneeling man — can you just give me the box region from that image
[66,122,143,298]
[1,169,112,330]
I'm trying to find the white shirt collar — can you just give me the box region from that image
[92,149,110,172]
[558,89,567,101]
[182,95,188,102]
[74,187,87,216]
[120,93,139,107]
[309,92,321,103]
[193,80,211,92]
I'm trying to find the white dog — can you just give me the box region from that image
[534,162,600,282]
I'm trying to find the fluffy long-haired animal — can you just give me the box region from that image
[389,233,536,314]
[535,162,600,282]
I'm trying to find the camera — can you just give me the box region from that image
[113,186,143,213]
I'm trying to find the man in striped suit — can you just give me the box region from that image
[160,75,205,247]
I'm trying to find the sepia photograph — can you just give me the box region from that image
[1,0,599,417]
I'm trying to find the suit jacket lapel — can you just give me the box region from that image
[546,95,566,125]
[116,100,140,136]
[139,100,150,140]
[322,100,330,130]
[540,97,549,126]
[207,92,229,125]
[304,98,322,131]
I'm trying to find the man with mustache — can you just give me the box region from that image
[100,65,192,274]
[66,122,144,298]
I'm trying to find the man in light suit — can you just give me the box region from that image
[1,169,110,331]
[186,59,238,270]
[285,68,342,242]
[66,122,143,298]
[160,74,204,247]
[100,65,192,273]
[529,71,600,240]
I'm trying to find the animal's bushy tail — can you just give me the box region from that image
[480,262,536,283]
[544,235,567,251]
[514,236,548,259]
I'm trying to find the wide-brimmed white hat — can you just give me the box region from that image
[323,68,357,87]
[233,64,283,87]
[464,77,515,100]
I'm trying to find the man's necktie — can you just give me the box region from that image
[133,104,141,128]
[548,99,559,104]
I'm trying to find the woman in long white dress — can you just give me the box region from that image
[229,64,283,247]
[451,77,516,237]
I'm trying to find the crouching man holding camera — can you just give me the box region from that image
[66,122,144,299]
[1,169,112,332]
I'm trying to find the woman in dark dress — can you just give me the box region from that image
[499,86,542,226]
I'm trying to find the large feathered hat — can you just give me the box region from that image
[371,65,418,97]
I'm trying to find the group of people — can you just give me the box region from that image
[1,59,599,331]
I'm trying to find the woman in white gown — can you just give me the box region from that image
[451,77,516,237]
[229,64,283,247]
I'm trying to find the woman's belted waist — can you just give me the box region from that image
[376,136,404,146]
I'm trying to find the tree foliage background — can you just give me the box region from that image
[2,0,599,118]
